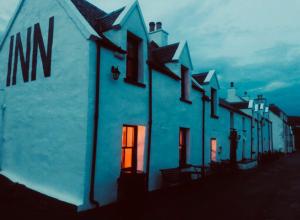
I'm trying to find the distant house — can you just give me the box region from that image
[0,0,295,212]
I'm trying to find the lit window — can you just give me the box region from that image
[126,32,141,82]
[179,128,189,167]
[121,126,137,171]
[121,125,146,173]
[211,138,217,162]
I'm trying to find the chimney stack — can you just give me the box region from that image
[156,22,162,30]
[149,22,155,32]
[242,91,250,101]
[148,21,169,47]
[226,82,239,102]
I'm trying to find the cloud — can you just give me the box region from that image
[0,0,300,115]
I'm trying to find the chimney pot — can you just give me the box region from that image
[149,22,155,32]
[156,22,162,30]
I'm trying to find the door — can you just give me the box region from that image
[179,128,188,167]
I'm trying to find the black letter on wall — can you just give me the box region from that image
[31,16,54,80]
[6,36,14,87]
[12,27,32,85]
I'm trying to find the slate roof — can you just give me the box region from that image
[71,0,126,53]
[288,117,300,126]
[230,101,249,109]
[148,41,180,80]
[192,73,209,84]
[151,43,180,63]
[71,0,125,33]
[269,104,285,117]
[98,7,125,32]
[219,99,251,118]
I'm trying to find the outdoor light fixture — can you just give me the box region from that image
[111,66,121,80]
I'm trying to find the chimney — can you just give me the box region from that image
[226,82,238,102]
[149,21,169,47]
[242,91,250,101]
[149,22,155,32]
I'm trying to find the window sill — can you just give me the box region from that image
[124,78,146,88]
[180,97,192,104]
[211,114,219,119]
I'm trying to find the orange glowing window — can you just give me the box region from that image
[121,126,137,170]
[179,128,188,167]
[211,139,217,162]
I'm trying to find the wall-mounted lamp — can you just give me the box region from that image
[111,66,121,80]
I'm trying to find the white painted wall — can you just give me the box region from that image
[269,112,285,152]
[149,70,203,190]
[93,6,150,206]
[0,0,92,206]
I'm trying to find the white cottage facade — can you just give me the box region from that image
[0,0,295,212]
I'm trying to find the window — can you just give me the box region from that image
[126,32,140,82]
[180,65,191,103]
[211,88,217,117]
[211,138,217,162]
[121,125,146,173]
[121,126,138,172]
[179,128,189,167]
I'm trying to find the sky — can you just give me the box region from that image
[0,0,300,115]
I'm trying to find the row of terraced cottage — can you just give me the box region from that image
[0,0,295,212]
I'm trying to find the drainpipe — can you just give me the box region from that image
[89,41,101,207]
[270,122,274,152]
[201,93,206,177]
[261,119,264,155]
[257,120,260,161]
[250,110,254,160]
[146,64,153,190]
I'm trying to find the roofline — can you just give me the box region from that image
[219,100,252,119]
[0,0,24,51]
[0,0,101,51]
[147,60,180,81]
[204,69,220,89]
[112,0,149,42]
[172,41,194,70]
[192,78,205,93]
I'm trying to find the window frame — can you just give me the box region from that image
[125,32,146,88]
[180,65,192,104]
[179,128,189,167]
[121,125,138,172]
[211,88,218,118]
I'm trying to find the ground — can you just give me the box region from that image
[1,152,300,219]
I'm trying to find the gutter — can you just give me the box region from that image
[89,40,101,207]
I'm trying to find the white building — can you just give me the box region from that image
[0,0,295,212]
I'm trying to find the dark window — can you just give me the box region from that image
[181,65,190,101]
[121,125,138,172]
[126,33,140,82]
[179,128,188,167]
[211,88,217,116]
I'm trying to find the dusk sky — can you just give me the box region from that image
[1,0,299,115]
